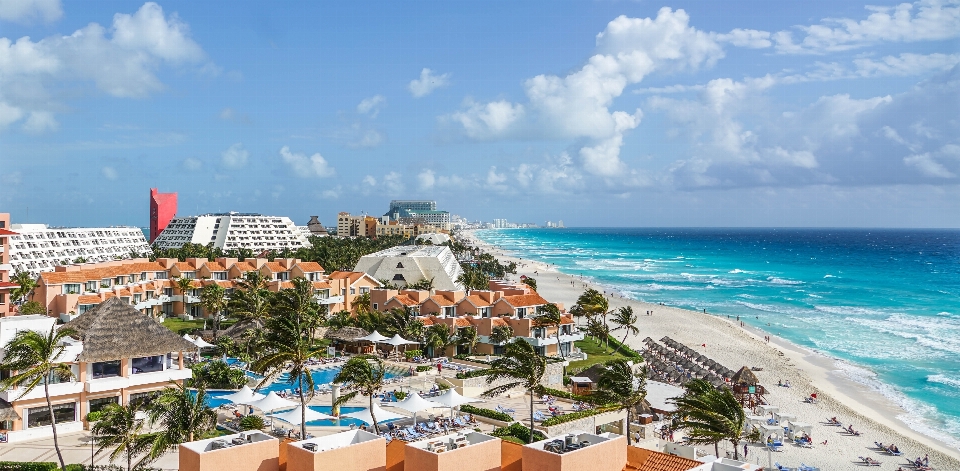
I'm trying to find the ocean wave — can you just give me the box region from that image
[824,274,837,278]
[927,374,960,389]
[815,305,890,317]
[767,276,803,285]
[807,293,822,298]
[728,269,750,274]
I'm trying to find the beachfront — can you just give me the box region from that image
[462,230,960,470]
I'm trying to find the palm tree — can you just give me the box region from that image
[593,360,647,445]
[251,278,325,440]
[143,381,217,461]
[488,325,514,346]
[609,306,639,354]
[353,292,373,316]
[0,324,77,470]
[11,270,37,305]
[91,403,153,471]
[228,271,272,326]
[582,317,610,350]
[385,307,424,340]
[534,304,565,361]
[456,268,489,291]
[199,283,227,339]
[174,277,196,319]
[671,379,746,459]
[481,339,546,443]
[327,310,354,329]
[574,289,610,348]
[456,326,479,355]
[424,323,454,358]
[521,277,537,291]
[333,356,387,433]
[408,277,435,291]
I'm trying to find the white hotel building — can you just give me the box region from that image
[152,213,311,252]
[8,224,152,276]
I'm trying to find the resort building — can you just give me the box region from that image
[284,429,385,471]
[152,213,311,252]
[27,257,376,322]
[6,223,152,276]
[368,283,581,357]
[354,245,464,291]
[149,188,177,243]
[0,301,196,443]
[179,431,280,471]
[304,216,330,237]
[0,213,15,317]
[337,213,382,238]
[383,200,450,230]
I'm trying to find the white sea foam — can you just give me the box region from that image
[767,276,803,285]
[824,274,837,278]
[728,269,750,274]
[807,293,822,298]
[927,374,960,389]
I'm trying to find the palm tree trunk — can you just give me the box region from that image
[528,390,535,444]
[300,387,308,440]
[626,408,632,446]
[714,441,719,458]
[732,439,739,460]
[369,395,379,434]
[44,380,67,471]
[127,448,132,471]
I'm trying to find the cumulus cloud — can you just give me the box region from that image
[350,129,384,148]
[904,152,955,178]
[101,166,118,180]
[357,95,385,117]
[381,171,404,195]
[0,0,62,23]
[449,99,525,140]
[717,28,772,48]
[418,169,436,190]
[279,145,335,178]
[854,53,960,77]
[21,110,57,133]
[409,68,450,97]
[221,143,248,168]
[773,0,960,54]
[0,2,208,130]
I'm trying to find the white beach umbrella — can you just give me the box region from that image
[393,392,442,424]
[247,391,298,412]
[193,337,216,349]
[270,406,336,426]
[432,388,482,417]
[218,385,266,405]
[382,334,419,346]
[356,330,390,342]
[342,402,406,425]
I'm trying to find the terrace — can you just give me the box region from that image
[404,431,501,471]
[180,431,279,471]
[285,429,385,471]
[523,431,626,471]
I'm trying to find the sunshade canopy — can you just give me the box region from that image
[382,334,420,346]
[270,406,336,426]
[341,403,406,424]
[393,393,442,414]
[432,389,482,409]
[356,330,390,342]
[218,385,266,405]
[247,391,297,412]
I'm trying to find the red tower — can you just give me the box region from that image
[149,188,177,242]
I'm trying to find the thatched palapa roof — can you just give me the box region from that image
[62,297,197,363]
[324,326,371,342]
[0,399,20,421]
[730,366,761,386]
[221,318,265,340]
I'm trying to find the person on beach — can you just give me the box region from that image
[743,444,748,458]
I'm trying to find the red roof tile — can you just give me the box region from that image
[77,295,102,304]
[498,294,549,308]
[0,228,19,236]
[294,262,324,272]
[626,448,702,471]
[427,295,456,307]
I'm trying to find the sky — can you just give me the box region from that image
[1,0,959,228]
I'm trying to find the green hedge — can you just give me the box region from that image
[460,404,513,422]
[490,422,546,443]
[534,385,603,405]
[606,335,643,360]
[540,406,620,427]
[0,463,59,471]
[454,368,490,379]
[403,350,423,360]
[415,365,433,372]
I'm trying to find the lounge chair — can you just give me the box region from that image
[496,405,516,415]
[857,456,881,466]
[799,464,819,471]
[533,410,547,422]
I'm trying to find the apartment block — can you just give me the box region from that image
[0,213,15,317]
[7,223,152,276]
[152,213,310,252]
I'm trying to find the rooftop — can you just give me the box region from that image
[290,429,381,454]
[407,431,498,454]
[364,245,450,258]
[180,431,274,453]
[526,431,612,455]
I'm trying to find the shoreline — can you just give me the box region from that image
[461,229,960,469]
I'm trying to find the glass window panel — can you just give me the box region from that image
[92,360,121,379]
[131,355,163,374]
[27,402,76,428]
[88,396,119,413]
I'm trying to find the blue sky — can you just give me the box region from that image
[1,0,959,228]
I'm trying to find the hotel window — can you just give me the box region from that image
[132,355,164,374]
[134,294,141,303]
[314,289,329,299]
[350,288,356,295]
[0,294,4,304]
[372,303,378,311]
[127,275,136,284]
[28,402,76,428]
[140,272,147,281]
[155,272,168,279]
[63,284,81,294]
[360,287,370,295]
[163,288,173,296]
[114,276,124,285]
[145,291,153,299]
[181,272,196,279]
[213,272,227,280]
[129,391,160,408]
[85,281,98,292]
[479,307,491,318]
[78,304,94,314]
[515,307,527,318]
[92,360,121,379]
[276,272,289,281]
[88,396,119,414]
[443,306,456,317]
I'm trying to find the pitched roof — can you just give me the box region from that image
[0,228,19,236]
[311,281,332,289]
[328,271,365,283]
[731,366,761,386]
[491,318,509,327]
[200,261,226,272]
[454,318,472,327]
[77,295,102,304]
[426,295,456,307]
[560,315,574,325]
[62,297,197,362]
[390,294,419,306]
[38,261,166,285]
[174,262,198,271]
[262,262,287,273]
[232,261,258,272]
[294,262,324,272]
[498,294,549,308]
[461,295,493,307]
[626,447,702,471]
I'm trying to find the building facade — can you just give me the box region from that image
[152,213,311,252]
[354,246,464,291]
[0,213,15,317]
[7,223,152,276]
[384,200,450,230]
[149,188,178,243]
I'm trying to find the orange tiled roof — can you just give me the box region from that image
[427,295,456,307]
[77,295,102,304]
[232,261,258,272]
[174,261,198,271]
[116,289,132,296]
[262,262,287,273]
[626,448,702,471]
[454,318,472,327]
[279,281,295,289]
[201,261,226,272]
[498,294,549,308]
[328,271,364,283]
[420,317,435,326]
[131,286,144,293]
[103,292,116,299]
[491,318,509,327]
[312,281,332,289]
[294,262,324,272]
[390,294,419,306]
[39,261,164,285]
[461,295,493,308]
[561,315,575,325]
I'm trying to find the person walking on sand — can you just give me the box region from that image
[743,444,748,458]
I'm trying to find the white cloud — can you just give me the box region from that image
[279,145,335,178]
[717,28,772,48]
[382,171,404,195]
[362,175,377,186]
[449,99,525,139]
[221,143,248,168]
[409,68,450,98]
[855,53,960,76]
[0,2,207,132]
[21,110,56,134]
[321,186,341,199]
[219,107,235,120]
[418,169,436,190]
[0,0,62,23]
[904,152,955,178]
[0,101,24,128]
[357,95,385,117]
[773,0,960,54]
[101,166,118,180]
[350,129,384,148]
[183,157,202,170]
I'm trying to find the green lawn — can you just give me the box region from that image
[567,336,632,373]
[161,317,237,335]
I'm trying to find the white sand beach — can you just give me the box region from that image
[461,230,960,470]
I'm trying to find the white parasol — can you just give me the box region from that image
[432,388,483,417]
[247,391,298,412]
[341,403,406,425]
[218,385,266,405]
[356,330,390,342]
[270,406,336,426]
[393,392,442,425]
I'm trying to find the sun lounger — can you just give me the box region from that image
[857,456,881,466]
[799,464,819,471]
[533,410,547,422]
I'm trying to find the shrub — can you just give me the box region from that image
[403,350,423,360]
[0,463,59,471]
[490,422,546,443]
[534,385,603,405]
[415,365,433,372]
[436,382,450,390]
[605,335,643,360]
[190,360,247,389]
[454,368,490,379]
[86,411,104,422]
[239,414,265,431]
[460,404,513,422]
[540,406,620,427]
[394,391,408,400]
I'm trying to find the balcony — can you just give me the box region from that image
[0,380,85,402]
[517,332,585,347]
[316,295,344,305]
[86,366,192,393]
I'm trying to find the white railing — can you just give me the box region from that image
[316,295,344,305]
[86,367,192,393]
[0,381,85,402]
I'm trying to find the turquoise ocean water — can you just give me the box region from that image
[474,228,960,448]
